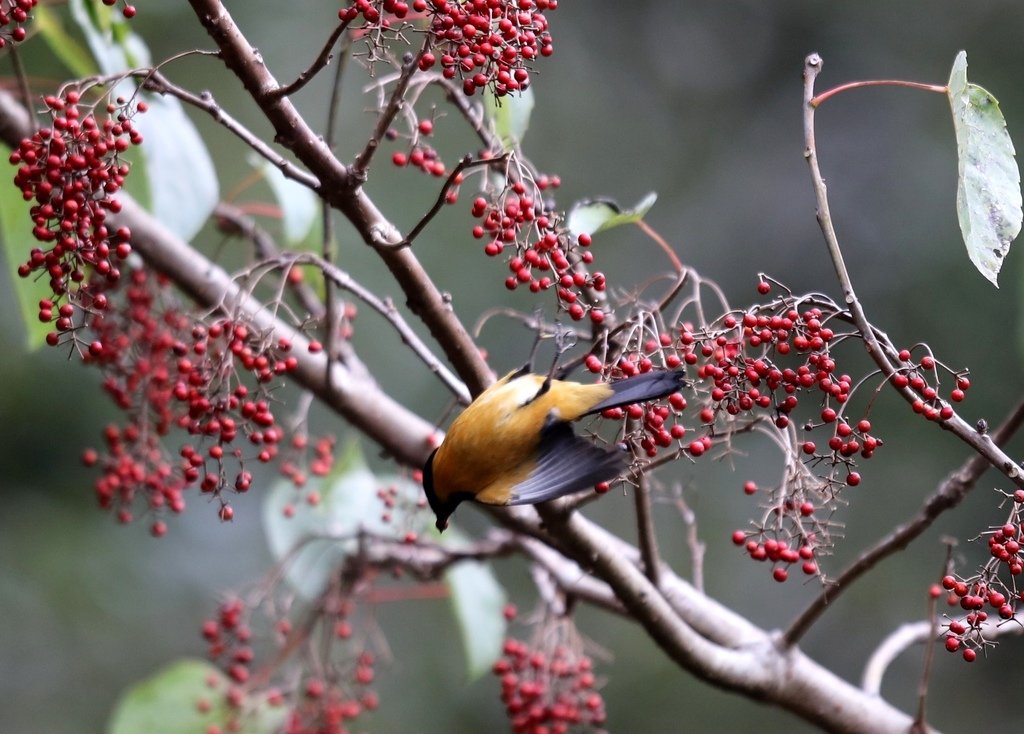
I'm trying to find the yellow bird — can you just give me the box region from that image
[422,366,687,530]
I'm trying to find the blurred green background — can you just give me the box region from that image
[3,1,1024,732]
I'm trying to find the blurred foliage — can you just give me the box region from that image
[3,2,1024,733]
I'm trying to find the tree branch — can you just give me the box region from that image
[186,0,493,396]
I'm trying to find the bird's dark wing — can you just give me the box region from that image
[585,370,688,416]
[507,422,627,505]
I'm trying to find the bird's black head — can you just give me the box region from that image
[422,448,458,533]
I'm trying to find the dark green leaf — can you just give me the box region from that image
[35,5,98,78]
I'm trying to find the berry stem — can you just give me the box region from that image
[636,219,685,274]
[403,154,508,246]
[634,468,662,586]
[351,37,432,183]
[810,79,947,108]
[8,44,36,132]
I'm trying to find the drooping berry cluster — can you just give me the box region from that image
[890,349,970,422]
[0,0,36,46]
[201,593,379,734]
[423,0,556,97]
[389,117,451,178]
[281,652,378,734]
[202,598,255,687]
[11,92,143,336]
[939,501,1024,662]
[575,282,909,580]
[494,639,607,733]
[470,178,608,322]
[493,610,607,734]
[339,0,557,97]
[74,267,335,533]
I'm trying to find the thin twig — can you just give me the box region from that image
[811,79,947,108]
[670,487,706,593]
[262,252,470,404]
[141,70,321,190]
[636,219,684,274]
[634,474,662,586]
[802,54,1024,491]
[351,40,430,183]
[401,154,507,246]
[322,40,350,381]
[8,44,35,131]
[271,19,353,99]
[911,545,953,734]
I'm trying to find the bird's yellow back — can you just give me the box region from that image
[431,371,614,504]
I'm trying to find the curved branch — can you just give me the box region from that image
[186,0,493,396]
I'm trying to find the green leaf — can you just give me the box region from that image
[566,192,658,238]
[0,146,53,350]
[34,5,98,78]
[69,0,130,77]
[947,50,1022,287]
[250,154,319,247]
[484,86,535,150]
[70,0,218,240]
[134,94,219,240]
[106,659,281,734]
[262,440,427,599]
[441,527,508,680]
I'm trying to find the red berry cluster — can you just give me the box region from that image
[891,350,970,422]
[201,597,379,734]
[282,653,378,734]
[732,514,822,584]
[939,504,1024,662]
[470,178,608,322]
[388,118,451,178]
[424,0,557,97]
[0,0,37,46]
[578,282,915,578]
[494,635,607,734]
[202,599,255,687]
[939,570,1009,663]
[11,92,143,333]
[74,266,334,533]
[339,0,557,97]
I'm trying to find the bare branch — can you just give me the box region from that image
[351,39,431,182]
[801,53,1024,493]
[271,19,353,99]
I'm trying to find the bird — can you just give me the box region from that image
[421,364,688,531]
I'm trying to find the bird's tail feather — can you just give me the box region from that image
[586,370,687,415]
